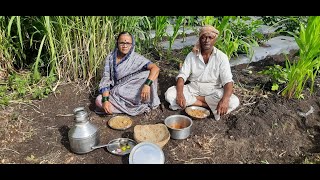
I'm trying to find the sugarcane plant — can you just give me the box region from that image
[282,16,320,99]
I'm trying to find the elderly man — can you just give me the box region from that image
[165,25,240,120]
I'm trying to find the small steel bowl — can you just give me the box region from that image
[185,106,210,120]
[164,115,193,140]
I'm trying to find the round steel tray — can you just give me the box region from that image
[106,138,137,156]
[185,106,210,120]
[107,116,133,130]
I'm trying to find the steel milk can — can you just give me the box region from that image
[68,107,100,154]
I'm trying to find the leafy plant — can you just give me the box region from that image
[229,17,264,55]
[0,85,7,97]
[216,29,239,59]
[181,46,193,57]
[3,71,57,104]
[0,96,10,106]
[8,72,30,97]
[168,16,185,52]
[153,16,169,46]
[261,16,308,36]
[32,86,50,99]
[259,64,289,91]
[0,84,10,106]
[201,16,219,26]
[199,16,263,59]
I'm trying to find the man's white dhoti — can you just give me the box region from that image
[165,82,239,120]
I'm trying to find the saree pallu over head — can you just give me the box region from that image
[98,35,160,116]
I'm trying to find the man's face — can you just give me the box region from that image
[200,33,216,51]
[118,34,132,55]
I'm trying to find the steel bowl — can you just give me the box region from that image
[185,106,210,120]
[164,115,192,140]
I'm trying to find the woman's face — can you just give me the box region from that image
[117,34,133,55]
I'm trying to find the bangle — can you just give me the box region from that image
[145,79,153,86]
[101,96,109,103]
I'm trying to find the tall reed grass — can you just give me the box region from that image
[0,16,150,87]
[0,16,25,77]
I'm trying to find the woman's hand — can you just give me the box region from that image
[141,85,151,102]
[102,101,113,114]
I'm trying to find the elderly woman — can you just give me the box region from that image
[95,31,160,116]
[165,25,240,121]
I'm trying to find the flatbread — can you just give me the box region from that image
[133,124,170,149]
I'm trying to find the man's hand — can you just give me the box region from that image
[102,101,113,114]
[176,77,186,109]
[216,82,233,116]
[141,85,151,102]
[216,97,229,116]
[176,93,186,109]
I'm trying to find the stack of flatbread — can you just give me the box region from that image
[133,124,170,149]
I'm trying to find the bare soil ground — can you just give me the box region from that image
[1,50,320,164]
